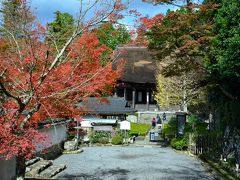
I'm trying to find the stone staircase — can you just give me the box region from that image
[25,157,66,179]
[135,104,159,111]
[133,127,160,147]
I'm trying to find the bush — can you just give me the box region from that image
[185,114,209,140]
[170,137,188,150]
[162,117,177,141]
[98,137,109,144]
[89,131,110,144]
[111,134,123,145]
[129,123,151,136]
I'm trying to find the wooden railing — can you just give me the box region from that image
[188,133,223,156]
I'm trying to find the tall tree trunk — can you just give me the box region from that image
[182,76,188,112]
[16,156,26,180]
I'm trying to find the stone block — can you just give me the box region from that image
[26,160,53,177]
[39,164,66,178]
[25,157,42,167]
[64,141,78,151]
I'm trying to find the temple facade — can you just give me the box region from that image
[114,46,159,111]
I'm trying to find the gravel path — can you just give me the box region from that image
[53,146,214,180]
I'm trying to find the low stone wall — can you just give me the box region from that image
[36,141,65,160]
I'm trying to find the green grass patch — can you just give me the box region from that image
[129,123,151,136]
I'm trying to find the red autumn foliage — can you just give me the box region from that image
[139,14,164,30]
[133,13,164,46]
[0,24,122,160]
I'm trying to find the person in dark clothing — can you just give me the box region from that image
[156,114,162,124]
[163,112,167,122]
[152,117,156,128]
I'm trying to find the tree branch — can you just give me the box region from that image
[20,103,41,128]
[218,85,237,101]
[0,82,25,113]
[1,26,23,61]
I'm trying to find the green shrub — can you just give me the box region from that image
[98,137,109,144]
[129,123,151,136]
[162,117,177,141]
[227,158,236,166]
[170,137,188,150]
[111,134,123,145]
[185,114,208,140]
[89,131,110,144]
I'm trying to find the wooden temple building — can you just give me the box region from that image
[76,97,136,120]
[114,46,159,111]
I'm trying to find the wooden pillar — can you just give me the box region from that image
[124,88,127,100]
[146,90,149,111]
[132,89,136,109]
[138,112,141,123]
[114,91,117,97]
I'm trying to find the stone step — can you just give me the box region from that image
[25,157,43,172]
[39,164,66,178]
[25,160,53,177]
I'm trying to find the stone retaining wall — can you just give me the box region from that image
[0,157,16,180]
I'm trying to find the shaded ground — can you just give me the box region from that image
[54,146,214,180]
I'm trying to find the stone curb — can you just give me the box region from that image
[62,149,84,154]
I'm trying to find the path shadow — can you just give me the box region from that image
[57,167,130,180]
[153,165,212,180]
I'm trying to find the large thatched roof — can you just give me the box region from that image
[115,46,157,84]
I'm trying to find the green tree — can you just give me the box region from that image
[206,0,240,129]
[47,11,75,47]
[95,22,130,50]
[94,22,130,65]
[155,73,181,109]
[155,66,207,111]
[144,6,215,112]
[147,6,216,76]
[208,0,240,79]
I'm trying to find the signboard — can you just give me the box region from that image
[176,112,187,137]
[120,120,131,130]
[80,121,93,128]
[94,126,113,132]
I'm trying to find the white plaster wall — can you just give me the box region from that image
[0,124,67,179]
[37,124,67,151]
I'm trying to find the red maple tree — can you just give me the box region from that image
[134,14,165,45]
[0,0,125,178]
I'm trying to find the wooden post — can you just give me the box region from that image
[138,112,141,123]
[146,90,149,111]
[124,88,127,100]
[147,90,149,111]
[132,89,135,109]
[76,120,79,142]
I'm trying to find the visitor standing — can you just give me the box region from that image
[152,117,156,128]
[163,112,167,122]
[156,114,162,124]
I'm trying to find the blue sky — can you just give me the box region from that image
[30,0,178,26]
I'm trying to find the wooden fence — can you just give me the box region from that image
[189,133,223,156]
